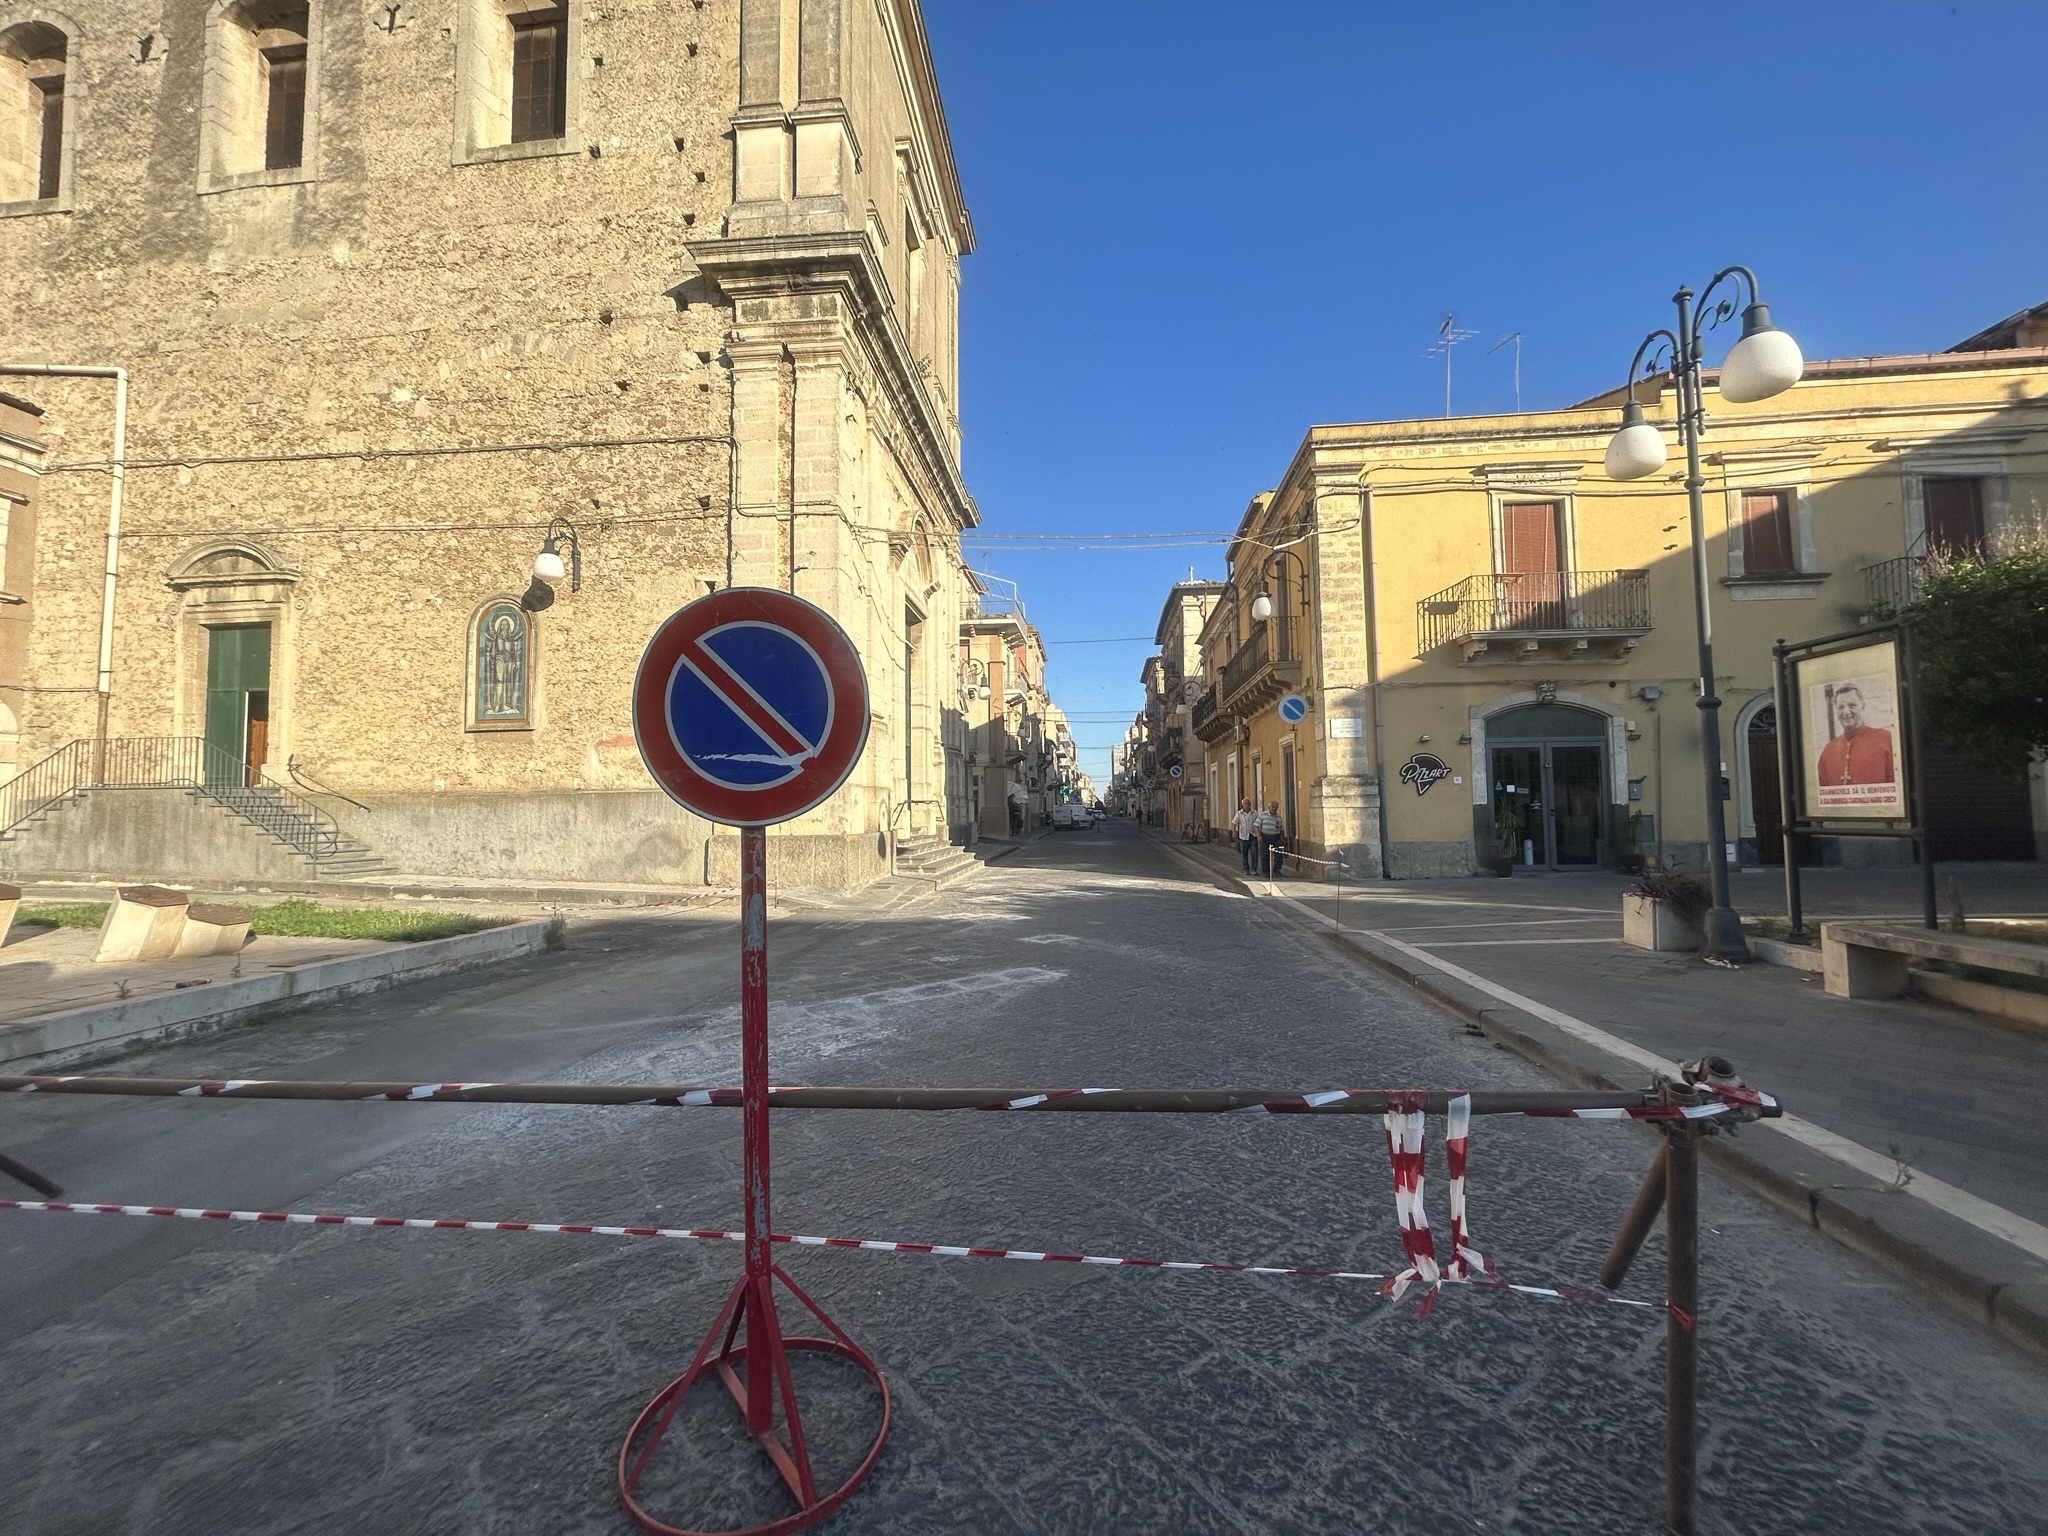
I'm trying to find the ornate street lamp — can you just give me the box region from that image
[958,657,991,702]
[1248,547,1310,622]
[532,515,583,590]
[1603,266,1803,963]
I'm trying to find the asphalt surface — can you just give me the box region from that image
[3,822,2046,1535]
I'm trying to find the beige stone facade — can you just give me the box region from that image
[0,389,44,780]
[0,0,979,890]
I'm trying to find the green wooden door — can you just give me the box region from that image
[203,625,271,784]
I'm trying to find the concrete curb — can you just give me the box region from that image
[0,920,555,1072]
[12,875,716,909]
[1145,831,2048,1368]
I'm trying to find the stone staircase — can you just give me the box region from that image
[893,830,979,888]
[191,784,395,880]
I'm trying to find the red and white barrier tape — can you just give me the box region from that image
[1381,1091,1497,1316]
[0,1199,1665,1317]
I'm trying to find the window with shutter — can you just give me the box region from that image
[1740,490,1796,575]
[263,48,306,170]
[34,75,62,198]
[510,12,567,143]
[1498,500,1565,629]
[1922,477,1985,557]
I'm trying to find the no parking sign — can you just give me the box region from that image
[632,587,870,827]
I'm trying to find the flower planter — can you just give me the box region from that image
[1488,854,1514,878]
[1623,894,1701,952]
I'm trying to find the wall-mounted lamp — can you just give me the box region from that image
[533,515,583,591]
[958,657,991,701]
[1636,684,1664,702]
[1417,734,1431,744]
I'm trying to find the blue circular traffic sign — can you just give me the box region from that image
[633,588,870,827]
[1278,693,1310,724]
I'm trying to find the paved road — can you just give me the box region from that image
[3,823,2045,1534]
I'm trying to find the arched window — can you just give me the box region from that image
[468,598,533,731]
[199,0,318,190]
[0,15,73,210]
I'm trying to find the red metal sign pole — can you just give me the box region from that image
[619,824,888,1536]
[737,823,781,1442]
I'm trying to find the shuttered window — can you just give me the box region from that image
[263,49,306,171]
[510,13,567,143]
[1923,477,1985,557]
[35,77,63,199]
[1500,501,1563,575]
[1740,490,1796,575]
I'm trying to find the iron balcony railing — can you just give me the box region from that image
[0,735,348,862]
[1861,555,1928,618]
[1190,685,1219,735]
[1416,569,1652,654]
[1219,628,1270,702]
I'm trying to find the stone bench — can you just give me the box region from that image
[1821,921,2048,1001]
[0,882,18,946]
[93,886,190,964]
[174,904,252,958]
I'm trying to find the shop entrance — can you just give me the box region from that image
[1486,704,1607,870]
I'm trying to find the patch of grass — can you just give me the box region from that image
[15,898,508,943]
[246,900,510,943]
[18,903,109,929]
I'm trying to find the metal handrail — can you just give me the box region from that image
[1417,568,1652,653]
[0,736,350,862]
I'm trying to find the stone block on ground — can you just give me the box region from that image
[0,882,18,946]
[94,886,190,964]
[174,904,253,958]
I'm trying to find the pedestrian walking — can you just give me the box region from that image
[1230,798,1258,872]
[1256,801,1285,877]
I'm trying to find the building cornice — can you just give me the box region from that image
[685,229,977,532]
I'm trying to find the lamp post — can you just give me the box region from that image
[1603,267,1804,964]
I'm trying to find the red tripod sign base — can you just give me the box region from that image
[617,826,889,1535]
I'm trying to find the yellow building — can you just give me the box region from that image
[1191,321,2048,879]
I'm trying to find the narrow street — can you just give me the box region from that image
[3,823,2045,1534]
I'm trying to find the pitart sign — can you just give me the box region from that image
[1400,752,1452,796]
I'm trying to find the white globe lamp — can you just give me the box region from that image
[1603,401,1668,481]
[1717,302,1804,403]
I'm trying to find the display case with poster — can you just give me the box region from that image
[1772,621,1935,938]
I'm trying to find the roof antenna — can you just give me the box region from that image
[1425,313,1479,418]
[1489,331,1523,412]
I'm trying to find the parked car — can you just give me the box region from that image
[1050,802,1090,830]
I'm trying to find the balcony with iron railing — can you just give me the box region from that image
[1158,726,1186,768]
[1416,569,1652,663]
[1190,683,1230,744]
[1860,555,1928,619]
[1216,620,1301,712]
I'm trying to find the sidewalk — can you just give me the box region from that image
[1154,829,2048,1363]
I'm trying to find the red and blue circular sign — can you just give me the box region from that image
[632,588,870,827]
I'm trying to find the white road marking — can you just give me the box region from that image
[1262,883,2048,1267]
[1406,939,1622,948]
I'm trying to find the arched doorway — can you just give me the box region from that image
[1485,703,1608,869]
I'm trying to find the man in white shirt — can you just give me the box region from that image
[1255,802,1285,876]
[1229,798,1257,872]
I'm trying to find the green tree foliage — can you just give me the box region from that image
[1915,544,2048,779]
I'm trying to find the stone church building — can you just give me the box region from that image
[0,0,980,890]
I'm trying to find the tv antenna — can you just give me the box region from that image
[1489,331,1523,412]
[1425,313,1479,418]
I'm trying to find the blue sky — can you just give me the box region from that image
[921,1,2048,781]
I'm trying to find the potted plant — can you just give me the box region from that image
[1620,809,1647,876]
[1622,870,1712,951]
[1488,797,1518,878]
